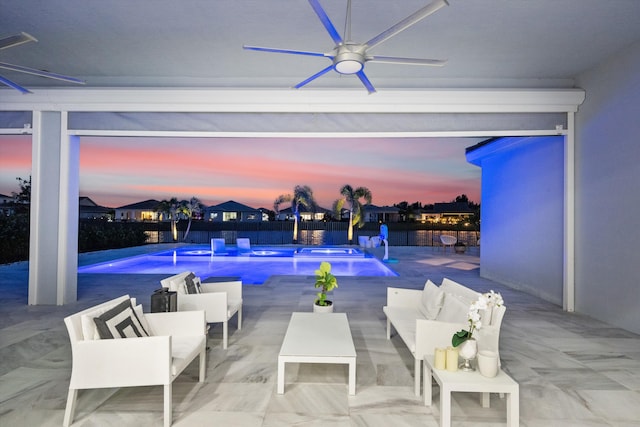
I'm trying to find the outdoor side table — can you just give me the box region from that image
[423,355,519,427]
[278,312,357,395]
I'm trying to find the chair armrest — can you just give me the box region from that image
[200,280,242,301]
[145,310,206,335]
[70,336,172,389]
[387,287,422,308]
[414,318,466,357]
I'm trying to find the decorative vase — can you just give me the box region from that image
[313,301,334,313]
[458,338,477,371]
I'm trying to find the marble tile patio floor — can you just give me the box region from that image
[1,245,639,426]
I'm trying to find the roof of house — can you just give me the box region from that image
[115,199,161,210]
[79,196,100,207]
[423,202,475,215]
[365,204,400,213]
[206,200,260,212]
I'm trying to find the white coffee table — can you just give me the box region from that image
[423,355,519,427]
[277,312,357,395]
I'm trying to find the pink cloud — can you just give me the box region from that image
[3,135,481,208]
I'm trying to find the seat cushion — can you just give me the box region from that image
[383,305,421,354]
[171,335,206,376]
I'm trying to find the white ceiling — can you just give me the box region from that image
[1,0,640,93]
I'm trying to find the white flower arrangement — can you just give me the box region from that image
[452,290,504,347]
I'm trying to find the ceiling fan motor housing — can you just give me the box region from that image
[333,44,365,74]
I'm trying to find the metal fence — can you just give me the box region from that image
[138,221,480,247]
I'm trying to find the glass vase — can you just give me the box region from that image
[458,338,477,371]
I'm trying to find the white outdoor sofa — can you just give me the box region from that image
[383,278,506,396]
[63,295,206,427]
[161,271,243,349]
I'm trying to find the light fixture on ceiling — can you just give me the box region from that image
[333,45,364,74]
[243,0,449,93]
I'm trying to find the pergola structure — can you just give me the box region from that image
[0,87,584,311]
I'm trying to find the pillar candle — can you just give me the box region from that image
[434,347,446,370]
[446,346,459,372]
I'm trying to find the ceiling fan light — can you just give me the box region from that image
[335,59,363,74]
[333,50,364,74]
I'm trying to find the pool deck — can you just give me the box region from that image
[1,244,639,426]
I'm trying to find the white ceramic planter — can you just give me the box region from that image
[313,301,334,313]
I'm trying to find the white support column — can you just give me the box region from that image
[28,111,79,305]
[563,112,575,312]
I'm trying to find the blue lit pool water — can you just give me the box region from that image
[78,245,398,284]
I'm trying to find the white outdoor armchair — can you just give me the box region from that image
[161,272,243,349]
[439,234,457,252]
[63,295,206,427]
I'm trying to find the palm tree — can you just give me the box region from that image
[177,197,203,242]
[333,185,372,244]
[156,197,180,241]
[274,185,317,243]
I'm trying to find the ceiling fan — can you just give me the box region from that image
[0,32,85,94]
[244,0,449,93]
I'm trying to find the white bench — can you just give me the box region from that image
[383,278,506,396]
[63,295,206,427]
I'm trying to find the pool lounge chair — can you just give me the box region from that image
[237,237,251,253]
[211,238,227,255]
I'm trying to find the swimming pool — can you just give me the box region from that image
[78,245,398,284]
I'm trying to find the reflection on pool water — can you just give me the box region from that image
[78,245,398,284]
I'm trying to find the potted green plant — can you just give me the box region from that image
[454,241,467,254]
[313,261,338,313]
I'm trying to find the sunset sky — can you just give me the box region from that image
[0,135,483,209]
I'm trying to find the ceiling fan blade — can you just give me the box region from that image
[356,70,376,94]
[365,0,449,51]
[243,45,329,58]
[0,32,37,51]
[0,74,31,94]
[294,64,334,89]
[368,56,447,66]
[308,0,344,45]
[0,62,85,84]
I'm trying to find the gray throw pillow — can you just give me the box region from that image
[93,300,149,339]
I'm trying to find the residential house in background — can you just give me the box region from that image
[79,197,113,220]
[114,199,160,221]
[420,202,475,224]
[275,205,331,221]
[364,204,401,223]
[204,200,263,222]
[0,193,15,216]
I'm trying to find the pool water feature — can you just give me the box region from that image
[78,245,398,284]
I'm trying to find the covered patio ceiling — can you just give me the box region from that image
[1,0,639,93]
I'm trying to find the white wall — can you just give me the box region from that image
[574,40,640,334]
[470,136,565,305]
